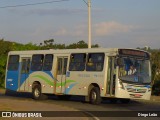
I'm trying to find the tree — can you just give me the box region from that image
[151,51,160,85]
[43,39,54,49]
[66,40,99,49]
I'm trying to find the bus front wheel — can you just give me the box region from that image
[89,87,101,104]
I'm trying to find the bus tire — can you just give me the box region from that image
[32,85,47,100]
[89,87,101,104]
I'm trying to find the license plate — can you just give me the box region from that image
[134,94,141,97]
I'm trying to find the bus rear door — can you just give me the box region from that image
[19,57,31,91]
[56,57,68,94]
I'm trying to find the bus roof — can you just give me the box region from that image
[8,48,150,57]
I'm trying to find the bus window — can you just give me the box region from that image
[21,59,30,74]
[31,54,44,71]
[43,54,53,71]
[69,53,86,71]
[86,53,104,71]
[7,55,19,71]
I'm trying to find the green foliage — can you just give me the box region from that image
[152,79,160,95]
[151,51,160,95]
[0,39,13,88]
[137,47,160,95]
[150,50,160,85]
[66,40,88,49]
[40,39,54,49]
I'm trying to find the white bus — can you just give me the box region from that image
[5,48,151,104]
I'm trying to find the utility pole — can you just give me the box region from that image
[83,0,92,48]
[88,0,91,48]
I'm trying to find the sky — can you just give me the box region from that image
[0,0,160,48]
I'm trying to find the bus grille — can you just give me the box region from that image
[127,88,147,93]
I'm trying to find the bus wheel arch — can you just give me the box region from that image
[32,81,41,90]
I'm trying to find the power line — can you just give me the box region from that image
[82,0,89,7]
[0,0,69,9]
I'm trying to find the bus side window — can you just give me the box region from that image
[86,53,104,71]
[43,54,53,71]
[7,55,19,71]
[31,54,44,71]
[69,53,86,71]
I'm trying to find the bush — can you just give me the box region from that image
[152,80,160,96]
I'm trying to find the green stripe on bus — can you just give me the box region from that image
[32,75,75,87]
[33,75,54,86]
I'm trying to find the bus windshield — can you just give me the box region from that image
[118,57,151,84]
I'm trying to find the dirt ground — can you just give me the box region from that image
[0,88,89,120]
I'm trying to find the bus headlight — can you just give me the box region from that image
[148,88,151,92]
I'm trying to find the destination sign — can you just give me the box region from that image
[118,49,150,58]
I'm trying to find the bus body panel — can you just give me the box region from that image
[6,71,19,91]
[65,71,105,96]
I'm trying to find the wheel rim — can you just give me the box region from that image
[34,88,40,98]
[91,91,97,101]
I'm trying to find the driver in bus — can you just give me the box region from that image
[128,65,137,75]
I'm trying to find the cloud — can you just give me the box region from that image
[94,21,135,36]
[53,21,135,37]
[23,21,137,46]
[53,24,87,37]
[54,28,68,36]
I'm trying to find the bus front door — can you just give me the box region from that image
[19,58,31,91]
[106,56,116,96]
[56,57,68,94]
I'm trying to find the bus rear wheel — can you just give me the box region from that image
[89,87,101,104]
[32,85,47,100]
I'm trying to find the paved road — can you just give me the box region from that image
[0,92,160,120]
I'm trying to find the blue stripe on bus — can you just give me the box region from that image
[65,83,77,94]
[144,85,151,88]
